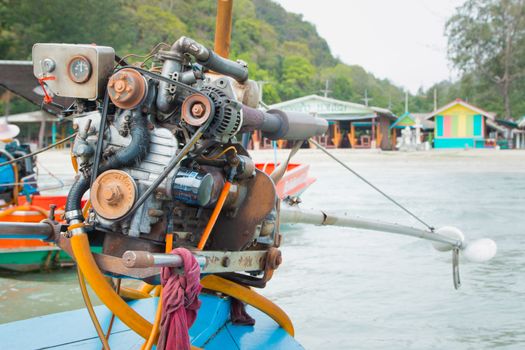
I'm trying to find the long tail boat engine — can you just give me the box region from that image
[32,38,328,285]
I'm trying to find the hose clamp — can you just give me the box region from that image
[68,227,86,236]
[67,222,86,236]
[65,210,83,221]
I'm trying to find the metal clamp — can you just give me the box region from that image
[65,209,83,221]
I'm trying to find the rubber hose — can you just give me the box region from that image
[71,234,153,339]
[200,275,295,336]
[66,110,149,222]
[65,174,90,220]
[99,110,149,173]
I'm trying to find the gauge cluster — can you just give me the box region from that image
[32,44,115,100]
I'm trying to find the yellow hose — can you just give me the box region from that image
[82,200,91,218]
[71,233,154,339]
[77,267,111,350]
[201,275,295,336]
[139,283,156,295]
[141,233,173,349]
[119,287,153,300]
[141,298,162,350]
[73,232,292,346]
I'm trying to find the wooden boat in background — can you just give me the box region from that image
[256,162,315,199]
[0,195,72,271]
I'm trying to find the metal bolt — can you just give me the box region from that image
[48,204,56,221]
[148,209,164,217]
[114,80,126,93]
[191,103,206,118]
[221,256,231,267]
[102,185,122,206]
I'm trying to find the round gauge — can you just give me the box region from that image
[68,55,92,83]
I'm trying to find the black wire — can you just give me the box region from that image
[309,138,435,232]
[0,133,77,168]
[90,92,110,186]
[119,124,207,221]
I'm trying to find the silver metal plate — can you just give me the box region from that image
[32,43,114,100]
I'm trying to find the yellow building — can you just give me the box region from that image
[429,99,495,148]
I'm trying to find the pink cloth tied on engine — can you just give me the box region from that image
[157,247,202,350]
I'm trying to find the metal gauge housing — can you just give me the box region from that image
[68,55,92,83]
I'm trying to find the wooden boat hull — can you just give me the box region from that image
[0,293,303,349]
[0,195,72,272]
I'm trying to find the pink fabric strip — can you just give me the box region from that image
[157,248,202,350]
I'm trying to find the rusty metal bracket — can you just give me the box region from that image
[216,247,282,288]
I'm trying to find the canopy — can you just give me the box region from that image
[0,60,73,115]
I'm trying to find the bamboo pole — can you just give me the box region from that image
[214,0,234,58]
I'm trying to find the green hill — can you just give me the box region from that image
[0,0,410,114]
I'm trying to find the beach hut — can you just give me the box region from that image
[266,95,397,150]
[428,99,498,149]
[389,112,434,147]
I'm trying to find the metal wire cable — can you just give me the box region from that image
[0,133,77,168]
[308,138,435,232]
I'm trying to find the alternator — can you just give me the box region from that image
[201,82,242,141]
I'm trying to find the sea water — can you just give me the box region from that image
[0,149,524,349]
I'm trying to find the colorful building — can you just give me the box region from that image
[265,95,397,150]
[429,99,496,149]
[390,112,434,146]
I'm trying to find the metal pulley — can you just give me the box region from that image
[90,170,137,220]
[107,68,148,109]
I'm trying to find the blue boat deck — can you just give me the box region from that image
[0,293,302,349]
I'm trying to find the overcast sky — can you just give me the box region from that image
[275,0,465,93]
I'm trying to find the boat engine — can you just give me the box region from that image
[32,38,327,285]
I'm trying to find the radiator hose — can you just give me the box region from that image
[65,109,149,223]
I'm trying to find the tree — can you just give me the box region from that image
[446,0,525,118]
[278,55,315,100]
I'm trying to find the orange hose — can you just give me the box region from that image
[201,275,295,336]
[197,181,231,250]
[71,233,153,339]
[165,233,173,252]
[142,298,162,350]
[139,283,156,295]
[82,200,91,219]
[77,267,111,350]
[0,204,49,219]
